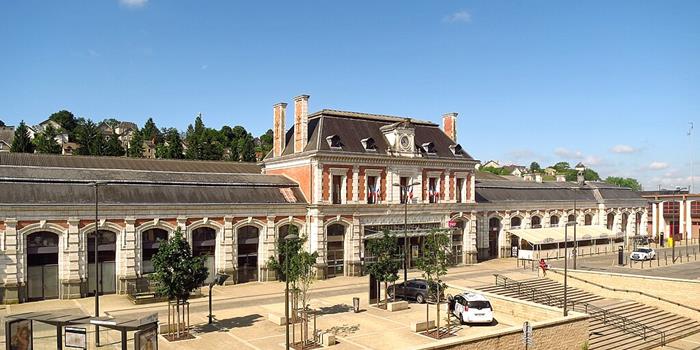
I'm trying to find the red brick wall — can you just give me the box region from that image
[449,171,455,200]
[267,165,313,203]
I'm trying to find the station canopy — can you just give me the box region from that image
[506,225,621,245]
[363,228,456,240]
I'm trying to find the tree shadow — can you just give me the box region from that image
[315,304,353,316]
[194,313,263,333]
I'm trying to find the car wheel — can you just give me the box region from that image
[416,294,425,304]
[459,313,465,325]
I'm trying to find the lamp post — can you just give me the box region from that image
[208,274,230,324]
[572,163,586,270]
[93,181,102,347]
[564,221,575,317]
[284,233,298,350]
[393,181,420,284]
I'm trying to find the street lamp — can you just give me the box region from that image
[92,181,105,347]
[284,233,298,350]
[563,221,576,317]
[393,181,420,284]
[572,163,586,270]
[208,273,230,324]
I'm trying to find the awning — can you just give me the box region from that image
[364,228,456,240]
[506,225,622,245]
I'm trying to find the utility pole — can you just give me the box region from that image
[689,122,694,193]
[94,182,101,347]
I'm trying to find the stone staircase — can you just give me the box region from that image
[477,277,700,350]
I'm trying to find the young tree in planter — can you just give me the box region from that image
[416,229,451,338]
[267,225,319,347]
[365,230,400,308]
[152,228,208,339]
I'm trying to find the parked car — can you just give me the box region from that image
[450,292,494,325]
[630,247,656,261]
[387,279,444,304]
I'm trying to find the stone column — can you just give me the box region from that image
[651,203,658,238]
[685,200,693,240]
[679,201,686,239]
[2,219,20,303]
[347,216,362,276]
[120,217,137,294]
[658,202,666,238]
[260,216,276,282]
[221,216,235,285]
[641,210,649,236]
[62,218,81,299]
[500,213,511,258]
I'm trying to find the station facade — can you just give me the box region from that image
[0,95,648,303]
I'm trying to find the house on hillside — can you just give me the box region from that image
[482,160,501,168]
[0,127,14,152]
[502,165,528,177]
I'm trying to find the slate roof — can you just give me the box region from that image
[0,153,305,205]
[475,179,646,204]
[278,109,474,160]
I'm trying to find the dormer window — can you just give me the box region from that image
[326,135,342,150]
[421,142,436,155]
[449,144,464,156]
[361,137,376,152]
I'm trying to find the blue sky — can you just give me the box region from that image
[1,1,698,190]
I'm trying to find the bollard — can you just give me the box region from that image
[657,254,660,267]
[665,252,668,265]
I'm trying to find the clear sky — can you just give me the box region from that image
[1,1,698,190]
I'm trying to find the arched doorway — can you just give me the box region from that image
[568,214,576,224]
[141,228,169,274]
[488,218,500,259]
[635,212,642,235]
[26,231,59,301]
[585,214,593,226]
[550,215,560,227]
[277,224,298,281]
[622,213,629,234]
[237,226,259,283]
[326,224,345,278]
[87,230,117,296]
[192,227,217,285]
[531,216,542,229]
[509,217,522,258]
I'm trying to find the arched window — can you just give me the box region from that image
[26,231,60,301]
[142,228,169,274]
[327,224,346,278]
[87,230,117,295]
[488,218,500,259]
[607,213,615,231]
[550,215,560,227]
[531,216,542,228]
[585,214,593,226]
[510,217,522,229]
[237,226,259,283]
[621,213,629,233]
[192,227,217,285]
[568,214,576,223]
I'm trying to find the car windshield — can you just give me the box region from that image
[467,300,491,310]
[635,248,651,253]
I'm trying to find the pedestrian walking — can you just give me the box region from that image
[539,258,549,276]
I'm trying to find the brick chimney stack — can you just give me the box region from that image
[272,102,287,157]
[294,95,310,153]
[442,112,458,142]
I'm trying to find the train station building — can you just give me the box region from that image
[0,95,649,303]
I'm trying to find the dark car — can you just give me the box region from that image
[387,279,445,304]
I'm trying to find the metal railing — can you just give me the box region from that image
[548,269,700,314]
[493,274,666,346]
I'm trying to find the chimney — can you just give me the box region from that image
[294,95,310,153]
[272,102,287,157]
[556,174,567,182]
[442,112,458,142]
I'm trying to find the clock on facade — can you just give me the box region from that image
[399,135,411,151]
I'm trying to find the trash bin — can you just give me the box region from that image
[352,297,360,313]
[618,246,624,266]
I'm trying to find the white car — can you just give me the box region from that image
[630,247,656,261]
[450,292,494,325]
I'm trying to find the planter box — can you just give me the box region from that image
[268,313,287,326]
[411,320,435,332]
[321,332,336,346]
[387,301,409,312]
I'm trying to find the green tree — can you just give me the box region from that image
[33,124,62,154]
[257,129,274,156]
[552,162,571,172]
[530,161,541,173]
[152,228,208,337]
[416,229,451,338]
[564,168,601,182]
[156,128,184,159]
[74,119,104,156]
[238,132,256,162]
[48,110,77,138]
[185,115,224,160]
[365,231,400,308]
[103,134,125,156]
[142,117,160,143]
[10,121,35,153]
[267,225,319,335]
[128,130,145,158]
[605,176,642,191]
